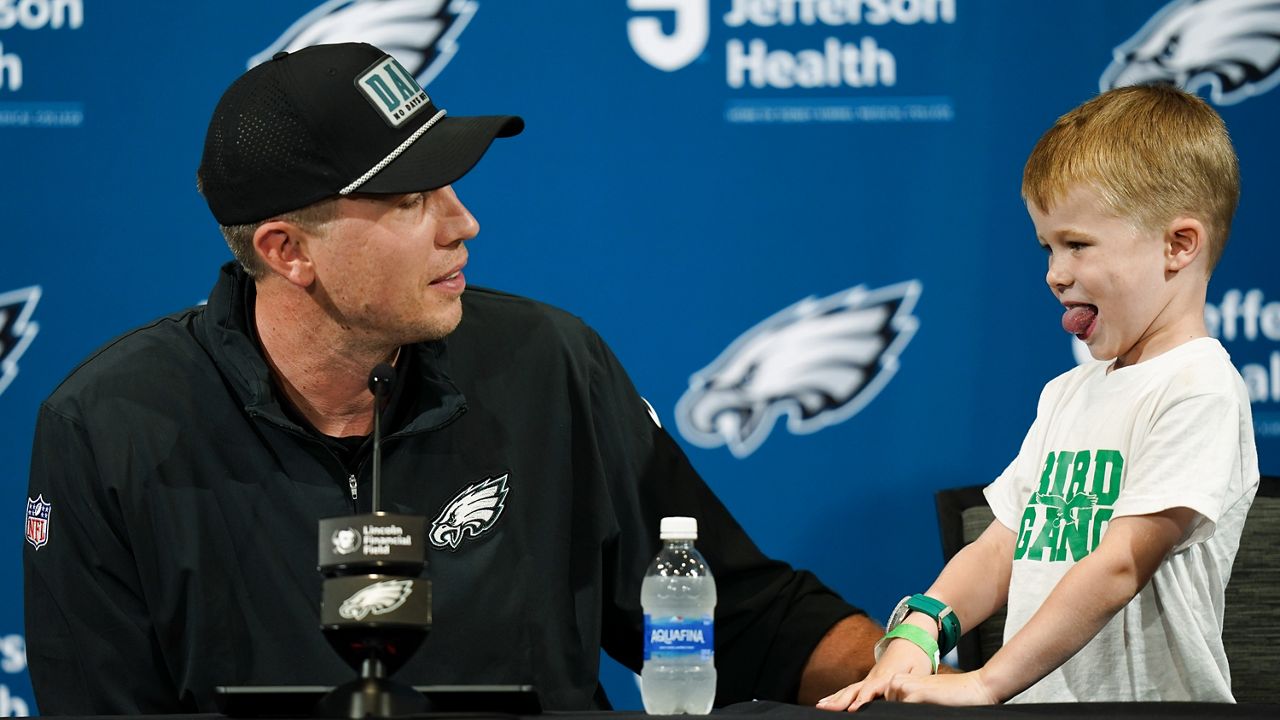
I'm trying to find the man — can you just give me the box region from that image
[24,42,879,714]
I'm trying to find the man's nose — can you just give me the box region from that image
[435,185,480,245]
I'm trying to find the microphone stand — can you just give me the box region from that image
[371,366,386,513]
[315,362,433,718]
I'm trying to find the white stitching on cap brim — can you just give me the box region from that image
[339,108,448,195]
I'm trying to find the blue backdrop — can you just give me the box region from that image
[2,1,1278,714]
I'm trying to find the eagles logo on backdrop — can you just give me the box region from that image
[249,0,478,85]
[0,286,40,398]
[430,474,509,551]
[676,281,921,458]
[1100,0,1280,105]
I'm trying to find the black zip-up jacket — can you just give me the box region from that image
[24,263,861,714]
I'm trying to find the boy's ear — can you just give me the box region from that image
[1164,216,1206,273]
[254,221,318,288]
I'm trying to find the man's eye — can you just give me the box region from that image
[399,193,425,208]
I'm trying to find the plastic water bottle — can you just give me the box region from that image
[641,516,716,715]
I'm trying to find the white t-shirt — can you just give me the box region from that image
[984,338,1259,702]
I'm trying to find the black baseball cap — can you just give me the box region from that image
[197,42,524,226]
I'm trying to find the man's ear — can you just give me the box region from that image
[253,221,317,288]
[1165,216,1206,274]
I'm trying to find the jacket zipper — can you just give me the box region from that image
[345,404,466,514]
[249,403,467,514]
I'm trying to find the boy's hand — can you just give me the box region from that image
[882,669,1000,706]
[815,617,937,712]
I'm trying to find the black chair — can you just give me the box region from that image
[934,476,1280,701]
[1221,475,1280,703]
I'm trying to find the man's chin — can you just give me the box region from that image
[410,305,463,343]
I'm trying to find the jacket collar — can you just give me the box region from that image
[196,262,466,436]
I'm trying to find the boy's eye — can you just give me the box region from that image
[1067,241,1087,252]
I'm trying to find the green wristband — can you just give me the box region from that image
[906,594,962,657]
[873,623,940,674]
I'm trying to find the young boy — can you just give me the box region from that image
[818,84,1259,708]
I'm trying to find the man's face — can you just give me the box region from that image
[307,185,478,347]
[1029,185,1175,368]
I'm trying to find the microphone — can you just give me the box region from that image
[368,362,396,513]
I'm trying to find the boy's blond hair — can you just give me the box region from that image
[1022,84,1240,271]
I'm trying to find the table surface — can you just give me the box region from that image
[45,698,1280,720]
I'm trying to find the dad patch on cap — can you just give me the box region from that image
[197,42,523,226]
[356,55,431,128]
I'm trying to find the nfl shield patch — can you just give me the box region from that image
[26,494,51,550]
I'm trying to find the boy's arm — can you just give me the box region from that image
[923,519,1016,635]
[881,506,1197,706]
[817,519,1016,712]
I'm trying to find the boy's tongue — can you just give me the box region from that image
[1062,305,1097,336]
